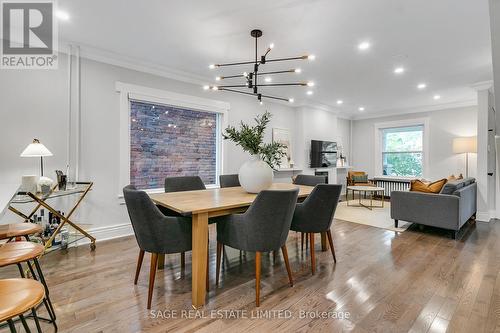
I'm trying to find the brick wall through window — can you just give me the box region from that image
[130,100,218,189]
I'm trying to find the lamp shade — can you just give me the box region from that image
[452,136,477,154]
[20,139,53,157]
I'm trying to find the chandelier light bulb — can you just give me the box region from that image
[243,72,248,77]
[269,43,275,49]
[211,86,219,91]
[307,55,316,61]
[215,76,221,81]
[289,98,295,103]
[203,85,210,90]
[264,77,272,83]
[209,64,216,69]
[294,68,302,73]
[307,81,315,87]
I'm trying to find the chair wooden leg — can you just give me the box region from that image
[281,245,293,287]
[301,232,304,251]
[310,233,316,275]
[148,253,158,309]
[216,242,222,286]
[134,249,145,285]
[326,230,337,263]
[255,251,261,307]
[181,252,185,270]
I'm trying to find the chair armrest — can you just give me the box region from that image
[390,191,460,229]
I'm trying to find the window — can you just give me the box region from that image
[130,100,220,190]
[381,125,423,177]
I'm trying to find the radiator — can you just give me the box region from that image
[373,177,412,197]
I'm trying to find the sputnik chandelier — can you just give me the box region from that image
[204,29,315,104]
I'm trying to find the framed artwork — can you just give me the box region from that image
[272,128,293,169]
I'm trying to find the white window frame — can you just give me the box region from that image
[117,82,229,197]
[373,118,429,178]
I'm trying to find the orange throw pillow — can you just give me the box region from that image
[410,179,447,193]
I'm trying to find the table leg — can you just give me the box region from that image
[158,254,165,269]
[321,232,328,251]
[191,212,208,309]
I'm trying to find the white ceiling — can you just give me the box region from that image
[58,0,493,118]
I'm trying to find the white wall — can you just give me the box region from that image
[351,106,478,180]
[0,54,301,235]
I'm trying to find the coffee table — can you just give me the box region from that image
[346,185,385,210]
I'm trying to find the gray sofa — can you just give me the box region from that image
[390,178,477,238]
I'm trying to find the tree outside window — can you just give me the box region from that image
[382,126,423,177]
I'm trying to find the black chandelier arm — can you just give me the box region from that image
[257,69,297,76]
[219,88,290,102]
[256,83,308,87]
[216,84,249,88]
[218,74,247,80]
[211,55,308,68]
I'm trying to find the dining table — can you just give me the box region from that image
[149,182,315,309]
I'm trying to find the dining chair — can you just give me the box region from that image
[164,176,206,192]
[290,184,342,274]
[293,174,327,187]
[123,185,192,309]
[293,174,327,250]
[215,188,299,306]
[219,174,240,188]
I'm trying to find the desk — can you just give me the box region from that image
[150,183,313,309]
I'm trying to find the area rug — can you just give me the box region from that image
[334,201,411,232]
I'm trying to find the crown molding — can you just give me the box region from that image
[350,99,477,120]
[470,80,494,91]
[59,40,211,86]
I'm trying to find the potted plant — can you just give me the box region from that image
[223,111,286,193]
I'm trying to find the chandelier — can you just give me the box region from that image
[204,29,315,104]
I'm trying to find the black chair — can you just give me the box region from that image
[165,176,206,192]
[290,184,342,274]
[215,189,299,306]
[293,174,327,250]
[123,185,192,309]
[219,174,240,188]
[293,174,327,187]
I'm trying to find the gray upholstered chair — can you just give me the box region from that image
[219,174,240,188]
[290,184,342,274]
[165,176,206,192]
[293,174,327,250]
[123,185,192,309]
[293,174,327,187]
[215,189,299,306]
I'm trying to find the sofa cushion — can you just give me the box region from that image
[410,178,447,193]
[440,177,475,194]
[352,175,368,183]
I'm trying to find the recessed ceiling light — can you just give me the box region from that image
[433,94,441,100]
[306,91,313,95]
[394,67,405,74]
[417,83,427,90]
[336,100,343,105]
[358,106,365,111]
[264,77,272,83]
[55,10,70,21]
[358,41,371,50]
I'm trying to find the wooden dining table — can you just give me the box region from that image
[149,182,315,308]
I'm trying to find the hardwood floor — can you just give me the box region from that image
[1,218,500,333]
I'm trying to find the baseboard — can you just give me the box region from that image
[476,211,491,222]
[71,223,134,248]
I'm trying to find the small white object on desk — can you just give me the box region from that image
[21,175,38,193]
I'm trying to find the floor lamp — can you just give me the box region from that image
[20,139,53,176]
[452,136,477,178]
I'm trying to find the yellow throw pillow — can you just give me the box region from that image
[410,179,447,193]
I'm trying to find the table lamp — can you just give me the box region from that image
[20,139,53,176]
[452,136,477,178]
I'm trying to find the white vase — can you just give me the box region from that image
[238,155,273,193]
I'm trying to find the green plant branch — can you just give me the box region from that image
[223,111,287,169]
